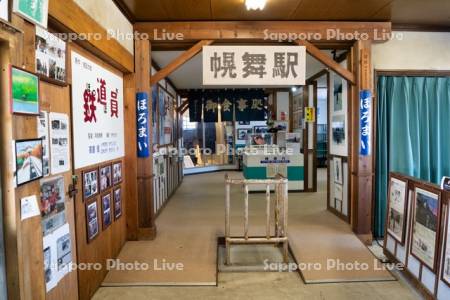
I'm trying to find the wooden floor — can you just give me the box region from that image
[103,170,393,285]
[97,170,420,298]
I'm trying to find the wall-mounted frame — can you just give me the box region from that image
[82,167,99,200]
[113,186,122,220]
[99,164,112,192]
[0,0,9,22]
[10,66,40,115]
[85,198,99,243]
[410,185,442,272]
[386,174,409,245]
[15,138,44,186]
[101,192,112,230]
[442,193,450,287]
[35,26,67,86]
[13,0,49,28]
[112,161,122,185]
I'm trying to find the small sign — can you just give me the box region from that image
[441,177,450,191]
[305,107,315,123]
[360,90,372,156]
[136,92,150,158]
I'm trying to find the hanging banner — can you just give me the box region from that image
[71,51,125,169]
[359,90,372,156]
[203,46,306,86]
[136,92,150,158]
[220,91,234,122]
[203,90,219,123]
[188,90,202,123]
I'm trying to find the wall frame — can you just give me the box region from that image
[101,192,112,231]
[15,138,44,186]
[10,65,40,115]
[82,167,99,201]
[410,184,442,272]
[386,173,409,245]
[85,198,99,243]
[441,193,450,287]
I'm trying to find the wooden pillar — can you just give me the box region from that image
[135,38,156,239]
[349,40,373,244]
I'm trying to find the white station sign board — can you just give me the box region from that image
[203,45,305,86]
[71,51,125,169]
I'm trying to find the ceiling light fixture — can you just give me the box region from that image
[245,0,267,11]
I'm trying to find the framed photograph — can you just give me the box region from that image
[410,186,441,271]
[82,168,98,200]
[386,175,409,244]
[113,187,122,220]
[85,199,99,242]
[333,157,343,184]
[56,233,71,270]
[253,126,268,134]
[35,27,67,84]
[15,138,43,186]
[40,176,66,236]
[10,66,40,115]
[13,0,49,28]
[99,164,112,192]
[112,161,122,185]
[441,196,450,286]
[237,128,250,141]
[101,193,112,230]
[0,0,8,22]
[332,115,346,146]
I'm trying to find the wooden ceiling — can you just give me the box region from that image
[115,0,450,28]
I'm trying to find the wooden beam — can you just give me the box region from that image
[135,21,391,43]
[295,40,355,85]
[151,40,213,85]
[349,40,374,243]
[49,0,134,73]
[177,99,189,113]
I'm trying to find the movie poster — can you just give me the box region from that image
[71,51,124,169]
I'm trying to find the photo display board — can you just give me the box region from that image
[71,51,125,169]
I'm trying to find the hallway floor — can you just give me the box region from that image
[93,170,420,299]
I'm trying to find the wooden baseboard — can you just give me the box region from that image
[138,226,157,240]
[356,234,373,245]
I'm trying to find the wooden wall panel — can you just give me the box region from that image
[1,16,79,300]
[68,43,128,300]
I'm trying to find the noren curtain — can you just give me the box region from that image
[375,75,450,238]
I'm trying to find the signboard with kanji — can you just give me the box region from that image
[71,51,125,169]
[359,90,372,156]
[203,46,306,86]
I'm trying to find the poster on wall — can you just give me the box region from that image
[40,176,66,236]
[71,51,125,169]
[0,0,8,21]
[411,187,440,271]
[35,27,66,83]
[15,139,43,186]
[11,66,40,115]
[37,111,50,176]
[42,223,72,292]
[49,112,70,174]
[386,176,408,244]
[13,0,48,28]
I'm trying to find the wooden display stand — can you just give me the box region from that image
[224,174,289,265]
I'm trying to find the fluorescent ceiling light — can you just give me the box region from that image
[245,0,267,11]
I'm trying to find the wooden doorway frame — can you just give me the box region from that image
[132,21,385,242]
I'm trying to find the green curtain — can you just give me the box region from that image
[375,76,450,238]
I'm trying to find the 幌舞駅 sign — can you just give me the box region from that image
[71,51,125,169]
[203,46,306,86]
